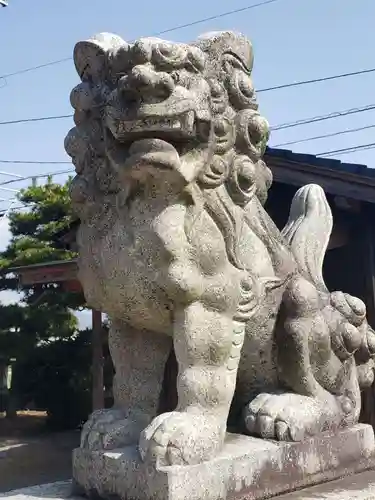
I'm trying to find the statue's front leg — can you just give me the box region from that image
[81,321,172,451]
[140,302,241,466]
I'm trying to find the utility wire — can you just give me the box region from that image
[271,104,375,131]
[0,159,71,165]
[2,0,375,95]
[0,186,19,192]
[0,115,72,126]
[2,143,375,210]
[0,203,27,217]
[273,123,375,148]
[4,102,375,133]
[0,169,74,215]
[0,0,283,80]
[3,60,375,97]
[326,145,375,158]
[257,67,375,93]
[155,0,283,35]
[0,171,23,178]
[0,58,71,80]
[316,142,375,158]
[0,200,18,219]
[0,169,73,187]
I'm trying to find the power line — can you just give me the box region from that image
[0,186,19,192]
[0,160,71,165]
[1,1,375,106]
[0,169,75,215]
[0,171,23,178]
[0,0,283,81]
[257,67,375,93]
[0,58,71,81]
[0,203,27,217]
[0,169,73,187]
[4,102,375,134]
[273,123,375,148]
[271,104,375,131]
[4,53,375,98]
[316,142,375,158]
[0,200,19,220]
[157,0,283,35]
[0,115,72,126]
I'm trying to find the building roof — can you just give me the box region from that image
[265,147,372,177]
[8,259,78,286]
[264,147,375,203]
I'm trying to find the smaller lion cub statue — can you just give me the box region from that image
[65,30,375,466]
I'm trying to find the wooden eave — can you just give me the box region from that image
[9,259,79,287]
[265,149,375,203]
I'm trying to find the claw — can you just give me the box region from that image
[275,420,289,441]
[139,411,224,466]
[243,392,345,442]
[258,415,274,439]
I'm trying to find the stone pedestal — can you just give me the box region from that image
[72,424,375,500]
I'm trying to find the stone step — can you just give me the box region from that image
[3,472,375,500]
[277,469,375,499]
[0,481,73,499]
[72,425,375,500]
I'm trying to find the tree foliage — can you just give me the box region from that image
[0,178,91,428]
[0,178,77,295]
[0,178,81,349]
[12,329,92,430]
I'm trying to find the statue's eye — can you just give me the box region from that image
[159,44,172,57]
[222,53,250,74]
[222,54,256,111]
[153,43,186,69]
[238,72,254,98]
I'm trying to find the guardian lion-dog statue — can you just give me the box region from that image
[65,31,375,467]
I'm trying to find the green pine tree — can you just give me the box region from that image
[0,178,91,426]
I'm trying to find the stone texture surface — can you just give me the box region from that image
[6,468,375,500]
[65,28,375,478]
[0,481,74,500]
[277,469,375,499]
[73,425,375,500]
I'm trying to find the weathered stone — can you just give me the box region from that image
[72,424,375,500]
[0,481,74,500]
[64,28,375,498]
[6,467,375,500]
[277,469,375,499]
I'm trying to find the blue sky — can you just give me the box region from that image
[0,0,375,320]
[1,0,375,199]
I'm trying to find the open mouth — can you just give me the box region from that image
[111,111,197,143]
[104,105,212,181]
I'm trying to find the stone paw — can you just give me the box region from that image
[139,411,225,466]
[243,392,350,442]
[80,408,150,451]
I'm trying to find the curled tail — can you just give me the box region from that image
[282,184,332,293]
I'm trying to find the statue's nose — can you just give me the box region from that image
[120,65,174,102]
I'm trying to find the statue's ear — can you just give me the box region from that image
[195,31,253,72]
[73,33,125,83]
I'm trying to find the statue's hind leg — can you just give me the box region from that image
[80,321,172,450]
[244,277,361,441]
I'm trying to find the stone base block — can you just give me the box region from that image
[5,472,375,500]
[277,469,375,499]
[72,424,375,500]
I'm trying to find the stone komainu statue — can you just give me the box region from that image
[65,31,375,466]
